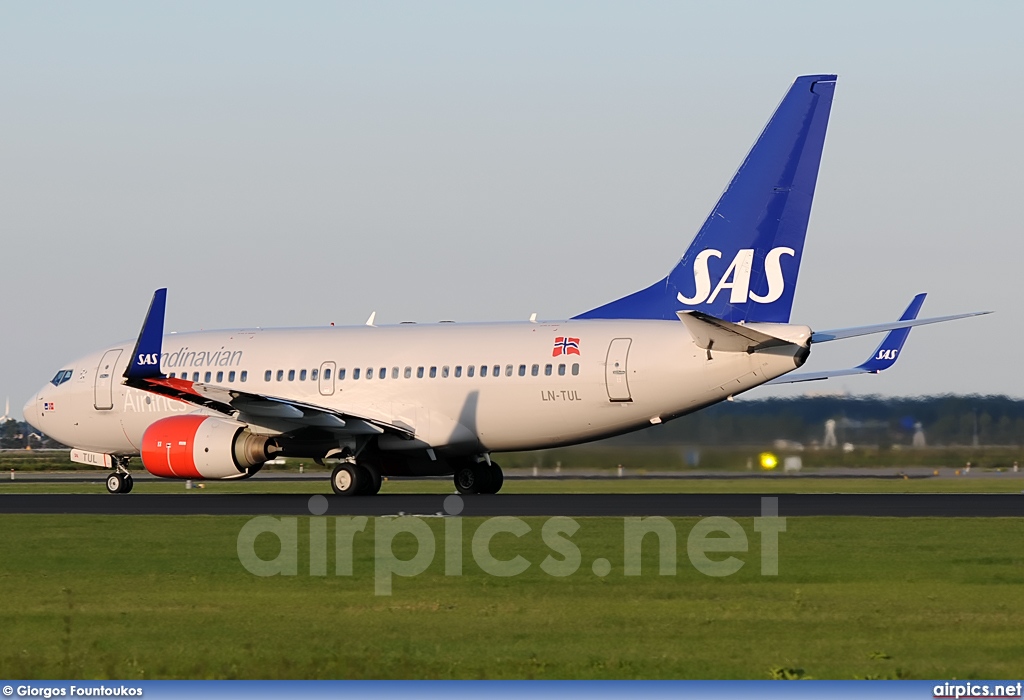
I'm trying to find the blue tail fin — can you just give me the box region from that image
[856,293,925,372]
[575,74,836,323]
[124,288,167,380]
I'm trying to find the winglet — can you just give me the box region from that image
[124,288,167,380]
[854,293,925,373]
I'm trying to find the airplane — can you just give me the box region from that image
[22,74,988,496]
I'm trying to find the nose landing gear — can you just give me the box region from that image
[105,457,134,494]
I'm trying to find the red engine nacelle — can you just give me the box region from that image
[141,415,276,479]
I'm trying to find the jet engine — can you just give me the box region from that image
[141,415,277,479]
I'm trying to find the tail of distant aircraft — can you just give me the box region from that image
[575,74,837,323]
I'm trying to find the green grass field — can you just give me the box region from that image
[1,512,1023,679]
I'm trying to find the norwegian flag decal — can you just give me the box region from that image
[44,402,55,411]
[552,337,580,357]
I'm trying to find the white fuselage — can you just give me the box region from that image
[25,319,809,471]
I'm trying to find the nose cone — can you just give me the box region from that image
[23,393,40,431]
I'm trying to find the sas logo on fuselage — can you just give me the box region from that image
[137,353,160,366]
[875,349,899,361]
[677,246,795,306]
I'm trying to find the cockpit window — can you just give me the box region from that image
[50,369,73,387]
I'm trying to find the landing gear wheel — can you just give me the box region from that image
[331,463,362,496]
[122,474,134,494]
[358,465,382,495]
[480,463,503,494]
[106,473,125,494]
[454,465,479,494]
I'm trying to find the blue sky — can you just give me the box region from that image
[3,1,1023,417]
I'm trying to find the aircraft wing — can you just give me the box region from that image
[125,375,412,437]
[122,289,414,439]
[768,293,931,385]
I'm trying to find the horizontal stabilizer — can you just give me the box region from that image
[768,294,987,385]
[676,311,792,353]
[810,311,990,343]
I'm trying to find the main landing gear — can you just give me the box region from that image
[105,457,134,494]
[454,461,503,495]
[330,461,383,497]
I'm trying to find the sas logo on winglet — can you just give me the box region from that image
[876,349,899,361]
[677,247,795,306]
[136,353,160,366]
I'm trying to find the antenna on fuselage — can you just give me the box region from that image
[365,312,377,327]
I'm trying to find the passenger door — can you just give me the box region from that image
[93,349,122,410]
[604,338,632,402]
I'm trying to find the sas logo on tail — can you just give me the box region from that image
[677,247,795,306]
[875,349,899,361]
[136,353,160,366]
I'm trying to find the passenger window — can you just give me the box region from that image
[480,365,487,377]
[518,364,526,377]
[429,366,437,378]
[193,372,200,382]
[417,367,424,378]
[353,368,361,380]
[288,369,295,381]
[467,365,475,377]
[493,365,500,377]
[531,364,539,376]
[455,366,462,378]
[336,369,343,380]
[392,367,399,379]
[241,371,247,382]
[326,368,333,380]
[276,370,284,381]
[366,367,373,380]
[505,365,513,377]
[228,371,236,382]
[379,367,386,379]
[265,370,272,382]
[311,369,318,381]
[572,363,580,376]
[442,366,449,378]
[404,367,412,379]
[204,371,212,383]
[300,369,307,381]
[216,371,224,383]
[168,372,175,379]
[558,364,566,376]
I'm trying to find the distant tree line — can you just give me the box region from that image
[607,395,1024,447]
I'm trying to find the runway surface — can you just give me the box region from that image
[1,493,1023,516]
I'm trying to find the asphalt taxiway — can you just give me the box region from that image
[1,493,1022,517]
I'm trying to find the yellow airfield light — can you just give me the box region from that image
[759,452,778,470]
